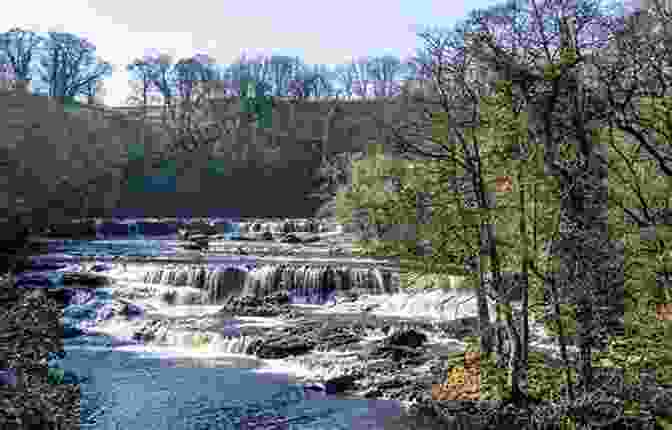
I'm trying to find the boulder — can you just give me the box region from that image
[90,263,113,272]
[63,288,96,306]
[279,233,303,244]
[137,221,178,236]
[132,319,168,343]
[183,242,208,251]
[22,261,67,271]
[97,221,131,236]
[252,337,315,359]
[62,325,84,339]
[213,220,236,235]
[121,302,144,319]
[14,273,54,288]
[62,272,109,286]
[185,221,217,236]
[46,221,97,238]
[301,235,322,243]
[0,368,17,386]
[324,374,358,394]
[387,329,427,349]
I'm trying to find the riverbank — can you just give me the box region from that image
[0,275,81,429]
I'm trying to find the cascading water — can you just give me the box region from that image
[25,221,460,429]
[141,264,397,306]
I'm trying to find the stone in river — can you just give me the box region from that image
[323,374,358,394]
[387,329,427,349]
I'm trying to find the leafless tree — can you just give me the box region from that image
[0,28,45,86]
[37,31,112,103]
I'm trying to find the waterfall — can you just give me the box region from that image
[143,265,252,304]
[240,265,395,303]
[143,265,207,288]
[142,264,396,305]
[203,265,252,304]
[211,335,261,355]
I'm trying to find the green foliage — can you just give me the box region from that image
[590,115,672,388]
[337,75,672,404]
[541,303,577,339]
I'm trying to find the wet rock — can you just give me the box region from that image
[62,272,109,286]
[324,374,358,394]
[279,233,303,244]
[0,368,17,386]
[137,221,178,236]
[388,329,427,349]
[14,273,54,288]
[252,337,315,359]
[22,261,67,271]
[90,264,113,272]
[184,221,217,236]
[435,317,480,340]
[62,288,96,306]
[161,289,177,305]
[189,234,209,242]
[182,241,208,251]
[301,235,322,243]
[218,294,292,318]
[45,221,97,239]
[120,302,144,319]
[132,319,168,343]
[62,325,84,339]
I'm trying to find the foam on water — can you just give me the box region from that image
[307,289,480,321]
[255,351,365,382]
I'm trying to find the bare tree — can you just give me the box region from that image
[367,55,408,98]
[350,56,374,98]
[38,31,113,103]
[332,62,356,99]
[266,55,303,97]
[0,28,45,88]
[126,56,163,114]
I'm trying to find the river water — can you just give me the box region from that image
[18,224,562,430]
[19,233,417,430]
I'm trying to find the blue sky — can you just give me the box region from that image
[3,0,508,106]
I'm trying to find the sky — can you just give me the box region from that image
[2,0,507,106]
